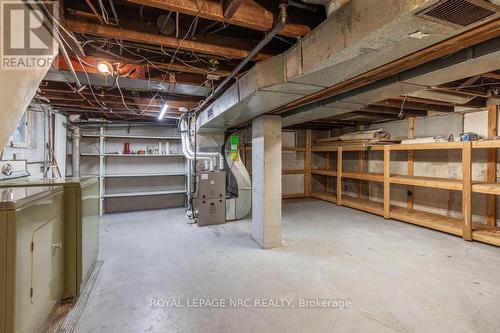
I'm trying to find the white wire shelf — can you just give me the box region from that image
[103,153,184,157]
[103,189,186,198]
[81,134,181,140]
[104,172,186,178]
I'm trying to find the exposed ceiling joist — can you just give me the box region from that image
[223,0,245,18]
[65,18,272,61]
[126,0,311,37]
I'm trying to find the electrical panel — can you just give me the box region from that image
[197,171,226,226]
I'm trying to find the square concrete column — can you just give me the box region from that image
[252,115,282,249]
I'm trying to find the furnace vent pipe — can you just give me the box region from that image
[194,2,288,113]
[180,116,224,170]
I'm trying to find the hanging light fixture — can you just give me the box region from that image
[158,103,169,119]
[96,61,113,76]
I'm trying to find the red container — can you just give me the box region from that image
[123,142,131,154]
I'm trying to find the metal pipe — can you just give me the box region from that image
[195,2,288,113]
[288,0,318,12]
[72,126,81,177]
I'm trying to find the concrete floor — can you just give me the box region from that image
[75,199,500,333]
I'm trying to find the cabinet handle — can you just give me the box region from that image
[51,242,63,249]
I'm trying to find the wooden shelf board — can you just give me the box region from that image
[283,147,307,152]
[312,146,338,152]
[342,196,384,216]
[103,189,185,198]
[472,182,500,195]
[472,224,500,247]
[343,171,384,182]
[313,142,464,153]
[342,145,385,152]
[310,192,337,204]
[311,169,337,177]
[283,169,306,175]
[389,142,463,151]
[472,140,500,149]
[282,193,307,199]
[390,206,463,236]
[390,175,463,191]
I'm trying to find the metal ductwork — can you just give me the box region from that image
[282,37,500,125]
[197,0,499,133]
[195,2,288,113]
[224,137,252,221]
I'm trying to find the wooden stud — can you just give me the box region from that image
[462,141,473,241]
[325,152,331,192]
[337,147,343,206]
[407,117,415,209]
[384,145,391,219]
[304,129,312,196]
[487,104,498,226]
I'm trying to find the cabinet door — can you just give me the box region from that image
[31,218,56,304]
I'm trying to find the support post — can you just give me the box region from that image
[487,102,498,226]
[462,141,472,241]
[407,117,415,209]
[99,126,105,216]
[337,147,342,205]
[305,129,312,196]
[384,145,391,219]
[251,115,282,249]
[325,152,331,192]
[72,126,80,177]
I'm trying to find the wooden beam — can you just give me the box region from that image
[487,103,498,226]
[481,72,500,80]
[462,141,472,241]
[407,117,415,210]
[65,18,272,61]
[363,105,428,117]
[223,0,245,18]
[374,99,455,112]
[127,0,311,37]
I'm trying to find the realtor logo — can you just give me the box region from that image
[1,1,57,70]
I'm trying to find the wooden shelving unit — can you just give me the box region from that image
[307,140,500,247]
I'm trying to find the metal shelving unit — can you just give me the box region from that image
[79,125,187,214]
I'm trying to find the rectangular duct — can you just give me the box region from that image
[416,0,498,27]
